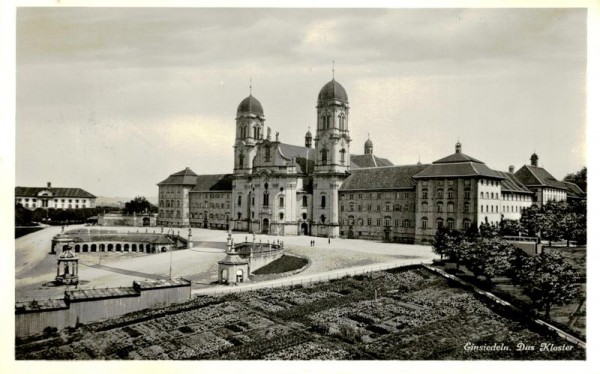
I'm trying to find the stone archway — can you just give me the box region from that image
[236,269,244,283]
[301,222,308,235]
[262,218,269,234]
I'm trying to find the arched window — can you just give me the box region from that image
[237,195,242,206]
[463,219,471,230]
[321,195,326,208]
[422,188,428,199]
[437,189,444,199]
[447,202,454,213]
[437,218,444,229]
[447,218,455,230]
[339,149,346,164]
[421,217,428,229]
[326,115,331,129]
[254,126,260,140]
[302,212,307,220]
[339,114,345,130]
[320,214,326,224]
[240,124,246,138]
[321,149,328,163]
[279,212,284,220]
[358,218,363,226]
[348,215,355,225]
[448,189,455,199]
[279,196,284,207]
[437,202,443,213]
[238,153,244,169]
[464,203,470,213]
[263,191,269,206]
[265,146,271,161]
[302,196,308,207]
[421,202,428,212]
[385,216,391,226]
[237,212,242,220]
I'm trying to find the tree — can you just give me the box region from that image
[124,196,157,214]
[432,226,454,261]
[564,166,586,192]
[479,222,498,238]
[520,204,542,237]
[15,204,32,226]
[499,219,521,236]
[516,251,580,319]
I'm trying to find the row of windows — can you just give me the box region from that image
[19,202,81,209]
[319,148,346,164]
[17,198,85,203]
[190,201,230,209]
[422,189,471,199]
[341,192,412,200]
[420,202,470,213]
[190,213,230,220]
[503,194,530,201]
[503,205,526,213]
[480,192,500,199]
[319,113,347,131]
[420,217,471,230]
[160,200,181,208]
[343,217,412,228]
[341,203,415,212]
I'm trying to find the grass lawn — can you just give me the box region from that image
[253,255,308,275]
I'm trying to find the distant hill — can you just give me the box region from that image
[96,196,158,207]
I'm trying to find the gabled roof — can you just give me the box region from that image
[158,167,198,186]
[496,171,533,194]
[277,142,316,174]
[340,164,429,191]
[190,174,233,192]
[413,162,503,179]
[561,181,586,199]
[350,154,394,169]
[433,152,484,164]
[514,165,568,190]
[15,187,96,198]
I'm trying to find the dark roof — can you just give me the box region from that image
[514,165,568,190]
[158,167,198,186]
[340,164,429,191]
[350,154,394,169]
[433,152,484,164]
[237,95,264,117]
[278,143,316,174]
[67,232,174,244]
[65,287,139,302]
[218,253,249,265]
[15,187,96,198]
[134,278,190,290]
[496,171,533,194]
[561,181,586,199]
[413,162,503,179]
[318,79,348,103]
[191,174,233,192]
[16,299,68,313]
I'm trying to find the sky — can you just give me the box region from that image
[15,7,587,198]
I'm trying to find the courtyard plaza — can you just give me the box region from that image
[15,224,436,301]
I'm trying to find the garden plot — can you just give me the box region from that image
[16,268,585,360]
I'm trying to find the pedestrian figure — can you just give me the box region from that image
[328,238,331,244]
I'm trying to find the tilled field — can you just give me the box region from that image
[16,268,585,360]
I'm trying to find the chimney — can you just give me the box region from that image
[47,182,51,188]
[509,165,515,174]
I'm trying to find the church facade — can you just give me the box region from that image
[157,77,584,243]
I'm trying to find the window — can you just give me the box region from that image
[237,212,242,220]
[463,219,471,230]
[321,149,328,163]
[403,219,410,228]
[238,153,244,169]
[358,205,362,212]
[385,217,391,226]
[437,202,443,213]
[341,205,345,212]
[321,196,326,208]
[348,215,355,225]
[349,203,354,211]
[302,213,307,220]
[447,202,454,213]
[252,196,255,206]
[320,214,326,224]
[464,203,470,213]
[464,190,471,199]
[265,146,271,161]
[422,188,428,199]
[437,218,444,229]
[279,212,284,220]
[385,204,391,211]
[448,189,454,199]
[340,149,346,164]
[376,205,381,212]
[421,202,428,212]
[437,189,444,199]
[367,218,372,226]
[254,126,260,140]
[377,193,381,199]
[421,217,428,229]
[358,218,363,226]
[263,192,269,206]
[367,205,372,211]
[377,219,382,226]
[447,219,455,230]
[237,195,242,206]
[395,219,399,226]
[302,196,308,207]
[279,196,284,207]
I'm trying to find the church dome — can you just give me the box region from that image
[305,129,313,138]
[364,138,373,148]
[318,79,348,103]
[237,95,264,117]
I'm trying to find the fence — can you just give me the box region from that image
[193,260,424,297]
